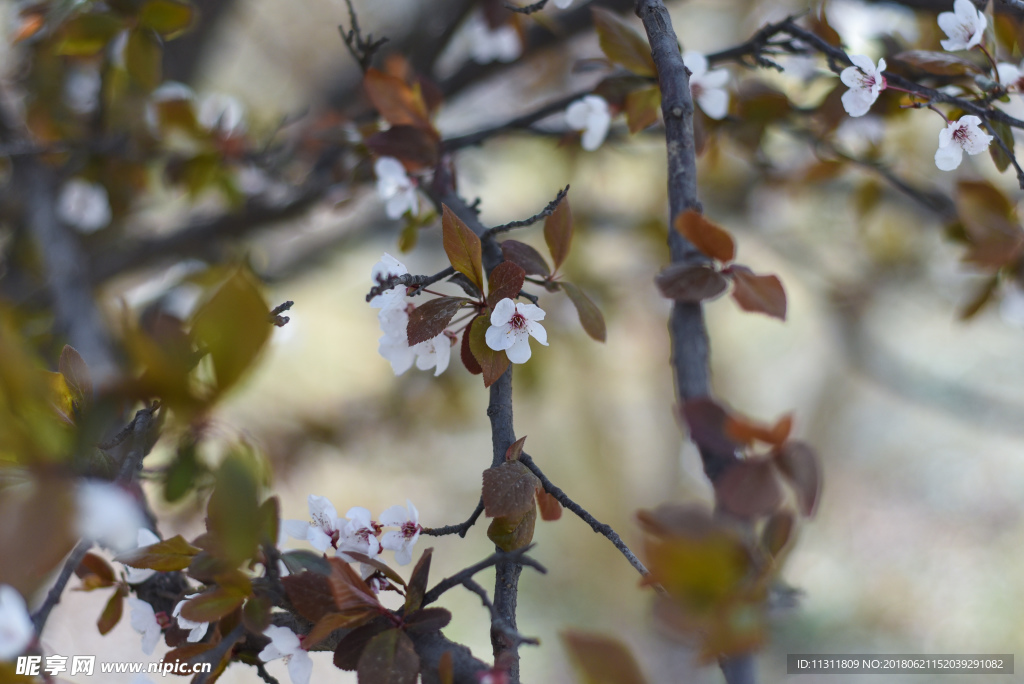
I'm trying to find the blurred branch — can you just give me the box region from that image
[423,496,485,537]
[340,0,389,72]
[518,453,657,584]
[505,0,550,15]
[442,91,591,150]
[30,541,91,633]
[162,0,238,84]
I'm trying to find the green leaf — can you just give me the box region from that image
[257,496,280,548]
[55,13,125,56]
[487,261,526,309]
[562,631,649,684]
[483,460,541,518]
[487,504,537,552]
[138,0,194,38]
[206,451,261,565]
[500,240,550,277]
[357,629,420,684]
[179,585,248,623]
[543,197,573,271]
[406,297,466,346]
[654,263,728,302]
[125,28,163,91]
[441,205,484,293]
[625,86,661,133]
[164,439,200,503]
[591,8,657,77]
[190,267,271,395]
[729,266,787,320]
[114,535,200,572]
[560,282,606,342]
[468,314,509,388]
[242,596,271,633]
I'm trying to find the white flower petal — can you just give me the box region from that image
[935,139,965,170]
[505,335,533,364]
[485,323,512,351]
[697,88,729,120]
[516,302,546,321]
[848,54,877,73]
[527,320,548,346]
[490,298,517,326]
[841,88,875,117]
[0,585,34,660]
[76,481,146,552]
[282,519,311,541]
[682,51,709,78]
[287,650,313,684]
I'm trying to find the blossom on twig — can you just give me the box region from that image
[934,115,993,171]
[374,157,418,220]
[380,500,423,566]
[282,495,344,553]
[126,598,162,655]
[172,593,209,643]
[937,0,986,52]
[840,55,887,117]
[467,14,522,64]
[683,52,730,120]
[75,481,146,553]
[565,96,611,151]
[485,299,548,363]
[260,625,312,684]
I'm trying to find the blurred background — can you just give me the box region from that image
[4,0,1023,681]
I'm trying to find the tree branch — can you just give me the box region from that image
[458,577,540,647]
[483,185,570,238]
[30,540,91,633]
[423,546,547,607]
[422,497,485,538]
[442,89,592,150]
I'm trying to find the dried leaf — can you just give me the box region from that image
[591,8,657,77]
[675,210,736,263]
[561,281,606,342]
[562,631,648,684]
[406,297,465,346]
[482,461,541,518]
[729,266,787,320]
[501,240,550,277]
[544,197,573,270]
[775,441,822,517]
[655,263,728,302]
[441,205,484,293]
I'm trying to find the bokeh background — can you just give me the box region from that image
[6,0,1023,681]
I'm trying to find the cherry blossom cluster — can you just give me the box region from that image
[371,254,452,376]
[839,0,996,171]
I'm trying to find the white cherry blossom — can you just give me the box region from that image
[76,480,146,553]
[338,507,382,559]
[938,0,986,52]
[260,625,312,684]
[934,115,993,170]
[57,179,111,234]
[840,55,887,117]
[123,528,160,584]
[683,52,730,120]
[282,495,344,553]
[565,95,612,151]
[172,593,210,643]
[369,253,409,311]
[467,14,522,64]
[127,598,162,655]
[485,299,548,364]
[377,304,416,374]
[380,500,423,566]
[412,334,452,377]
[0,585,34,660]
[997,61,1024,91]
[374,157,419,220]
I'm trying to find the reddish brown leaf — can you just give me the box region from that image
[537,491,562,521]
[562,630,649,684]
[675,210,736,263]
[407,297,466,346]
[403,607,452,632]
[163,642,216,665]
[334,618,391,671]
[729,266,787,320]
[363,68,431,129]
[341,551,407,588]
[357,628,420,684]
[282,571,335,623]
[306,611,375,649]
[442,205,484,293]
[625,86,661,133]
[561,281,606,342]
[955,181,1024,268]
[76,552,116,584]
[482,461,541,518]
[544,198,574,270]
[775,441,822,517]
[504,436,527,462]
[404,547,432,614]
[327,558,383,615]
[591,8,657,77]
[487,505,537,552]
[714,459,785,519]
[97,586,125,635]
[655,263,728,302]
[460,320,483,375]
[366,125,439,170]
[468,315,509,388]
[114,535,200,572]
[500,240,550,276]
[762,511,795,558]
[487,261,526,309]
[724,413,793,447]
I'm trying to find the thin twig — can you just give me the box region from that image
[505,0,549,14]
[442,90,593,151]
[422,497,485,538]
[460,577,540,647]
[268,301,294,327]
[339,0,388,72]
[255,662,281,684]
[366,267,455,302]
[484,185,570,238]
[423,546,547,607]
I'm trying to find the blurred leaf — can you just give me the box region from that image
[180,584,249,622]
[729,266,787,320]
[97,586,126,635]
[681,398,740,460]
[257,496,280,548]
[190,267,271,395]
[366,126,439,170]
[562,631,648,684]
[537,490,562,521]
[724,413,792,447]
[544,197,573,271]
[58,345,92,408]
[364,68,432,130]
[75,552,117,586]
[956,181,1024,267]
[438,651,454,684]
[327,557,382,616]
[334,618,392,671]
[988,119,1015,174]
[468,315,509,388]
[407,297,466,346]
[44,371,76,425]
[164,439,200,503]
[115,535,200,571]
[561,282,606,342]
[487,504,537,552]
[504,435,527,462]
[774,441,822,517]
[404,606,451,632]
[654,263,728,302]
[206,451,262,565]
[125,28,162,90]
[55,13,124,56]
[501,240,550,277]
[138,0,194,38]
[460,321,483,375]
[357,629,419,684]
[404,547,432,613]
[625,86,661,133]
[762,510,795,558]
[959,273,1001,320]
[13,13,45,43]
[482,460,541,518]
[675,211,735,263]
[441,205,484,293]
[242,595,271,633]
[487,262,526,309]
[281,550,332,576]
[714,459,785,519]
[892,50,984,76]
[398,221,418,253]
[591,8,656,77]
[282,571,335,622]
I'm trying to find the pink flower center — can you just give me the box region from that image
[952,125,970,145]
[509,311,527,330]
[401,521,421,539]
